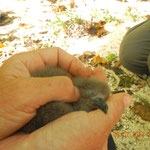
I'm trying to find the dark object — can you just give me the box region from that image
[20,66,110,133]
[108,134,116,150]
[112,90,133,95]
[0,12,13,26]
[119,18,150,75]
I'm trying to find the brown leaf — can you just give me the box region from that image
[96,27,107,37]
[131,102,150,121]
[145,15,150,19]
[39,31,48,34]
[92,55,109,65]
[87,20,107,37]
[0,43,5,48]
[126,27,131,30]
[79,51,95,62]
[70,0,75,8]
[92,55,101,64]
[100,57,110,64]
[19,23,27,27]
[114,60,121,67]
[48,0,57,3]
[96,20,106,26]
[55,5,67,13]
[33,40,41,43]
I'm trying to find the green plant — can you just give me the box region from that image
[53,30,60,36]
[125,7,141,22]
[107,53,116,61]
[102,9,120,23]
[119,76,134,87]
[51,15,67,29]
[91,9,99,17]
[56,15,67,29]
[74,15,83,24]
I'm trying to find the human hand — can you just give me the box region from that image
[0,47,131,150]
[0,47,94,140]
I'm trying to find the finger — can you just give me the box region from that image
[3,77,80,110]
[92,67,107,82]
[36,48,92,77]
[1,48,91,78]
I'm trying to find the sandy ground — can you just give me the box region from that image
[0,0,150,149]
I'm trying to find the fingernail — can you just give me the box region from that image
[75,87,80,99]
[123,95,132,108]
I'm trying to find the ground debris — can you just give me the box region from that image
[131,102,150,121]
[87,20,108,37]
[79,51,95,63]
[91,55,110,65]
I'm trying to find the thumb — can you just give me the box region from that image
[86,93,132,147]
[106,93,131,127]
[91,93,132,131]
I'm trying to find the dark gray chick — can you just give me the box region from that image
[20,66,110,133]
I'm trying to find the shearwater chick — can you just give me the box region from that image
[20,66,110,133]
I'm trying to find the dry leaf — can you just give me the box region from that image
[33,40,41,43]
[79,51,95,62]
[114,60,121,67]
[70,0,75,8]
[96,27,107,37]
[131,102,150,121]
[55,5,67,13]
[88,20,107,37]
[92,55,101,64]
[0,43,5,48]
[39,31,48,34]
[92,55,109,65]
[145,15,150,19]
[19,23,27,27]
[48,0,57,3]
[126,27,131,30]
[95,21,106,27]
[100,57,110,64]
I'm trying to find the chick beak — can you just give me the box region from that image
[91,96,108,113]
